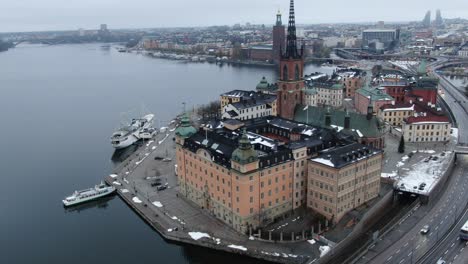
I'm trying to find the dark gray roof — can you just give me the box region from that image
[311,143,382,169]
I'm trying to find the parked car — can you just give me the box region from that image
[420,225,430,235]
[154,156,164,161]
[151,182,162,187]
[156,185,167,191]
[436,258,446,264]
[408,152,414,158]
[432,156,439,161]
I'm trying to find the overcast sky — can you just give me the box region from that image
[1,0,467,32]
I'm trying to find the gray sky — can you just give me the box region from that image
[1,0,467,32]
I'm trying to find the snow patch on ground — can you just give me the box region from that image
[319,246,331,257]
[249,236,255,240]
[188,232,211,240]
[171,216,178,220]
[112,181,122,186]
[152,146,156,150]
[228,245,247,251]
[132,196,142,203]
[121,189,129,193]
[152,201,163,207]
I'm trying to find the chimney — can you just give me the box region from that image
[344,111,351,129]
[367,102,374,121]
[325,108,332,127]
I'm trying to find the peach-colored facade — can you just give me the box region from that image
[176,136,295,232]
[177,131,383,231]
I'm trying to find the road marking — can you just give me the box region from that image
[454,254,458,259]
[387,256,393,262]
[404,242,409,247]
[416,244,421,250]
[396,249,401,254]
[408,252,412,257]
[399,259,405,264]
[456,237,460,241]
[445,215,449,220]
[445,249,449,255]
[451,242,455,248]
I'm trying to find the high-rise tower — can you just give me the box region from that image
[435,9,443,28]
[277,0,305,120]
[272,10,286,64]
[422,11,431,28]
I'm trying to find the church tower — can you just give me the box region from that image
[277,0,305,120]
[272,10,286,64]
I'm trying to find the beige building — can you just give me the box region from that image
[403,115,452,143]
[378,103,415,127]
[308,144,383,223]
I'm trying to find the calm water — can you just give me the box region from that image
[0,44,330,264]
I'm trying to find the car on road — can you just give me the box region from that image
[436,258,446,264]
[156,185,167,191]
[151,182,162,187]
[420,225,430,235]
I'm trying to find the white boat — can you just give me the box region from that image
[62,182,116,207]
[111,114,154,149]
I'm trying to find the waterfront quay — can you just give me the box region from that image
[105,119,322,264]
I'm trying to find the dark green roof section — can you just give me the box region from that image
[256,76,270,90]
[175,113,197,138]
[356,86,394,101]
[231,129,258,165]
[294,105,383,138]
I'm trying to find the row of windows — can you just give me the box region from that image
[383,111,411,117]
[408,124,449,130]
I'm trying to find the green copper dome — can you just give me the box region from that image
[256,76,269,90]
[175,113,197,138]
[417,59,427,76]
[232,129,258,165]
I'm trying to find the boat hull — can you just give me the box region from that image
[62,188,116,207]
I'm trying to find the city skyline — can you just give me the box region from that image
[1,0,467,33]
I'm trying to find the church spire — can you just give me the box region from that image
[283,0,301,59]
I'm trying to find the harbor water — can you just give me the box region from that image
[0,44,332,264]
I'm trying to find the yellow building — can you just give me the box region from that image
[378,103,415,127]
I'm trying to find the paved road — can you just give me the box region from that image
[355,156,468,264]
[419,205,468,264]
[354,62,468,264]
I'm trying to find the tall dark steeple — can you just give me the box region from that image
[276,0,305,120]
[283,0,302,59]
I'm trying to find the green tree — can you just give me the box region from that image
[398,136,405,154]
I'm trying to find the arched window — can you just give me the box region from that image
[295,64,300,80]
[283,65,288,81]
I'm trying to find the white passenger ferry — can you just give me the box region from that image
[62,182,116,207]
